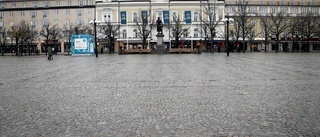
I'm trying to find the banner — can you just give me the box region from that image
[163,11,169,24]
[121,11,127,24]
[185,11,191,24]
[75,38,87,49]
[71,34,95,55]
[141,10,148,23]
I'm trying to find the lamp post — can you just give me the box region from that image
[90,19,99,57]
[222,17,233,56]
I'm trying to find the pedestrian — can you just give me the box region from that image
[47,46,53,60]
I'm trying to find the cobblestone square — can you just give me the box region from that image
[0,53,320,137]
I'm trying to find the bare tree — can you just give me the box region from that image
[260,17,271,52]
[62,23,76,54]
[10,24,24,55]
[99,16,120,53]
[231,19,242,52]
[134,10,155,49]
[0,27,10,56]
[267,11,291,52]
[40,24,52,54]
[288,19,299,52]
[295,11,319,52]
[49,25,61,54]
[233,0,256,52]
[200,0,222,52]
[169,14,190,48]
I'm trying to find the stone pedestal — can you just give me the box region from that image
[154,33,165,54]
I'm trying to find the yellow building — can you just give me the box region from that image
[0,0,96,54]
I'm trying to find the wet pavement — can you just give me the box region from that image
[0,53,320,137]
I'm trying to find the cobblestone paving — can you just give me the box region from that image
[0,53,320,137]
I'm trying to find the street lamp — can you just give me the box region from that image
[222,17,233,56]
[89,19,99,57]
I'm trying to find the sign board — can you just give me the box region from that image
[71,34,95,55]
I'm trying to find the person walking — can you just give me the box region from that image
[47,46,53,60]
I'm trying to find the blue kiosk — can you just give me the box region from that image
[71,34,95,56]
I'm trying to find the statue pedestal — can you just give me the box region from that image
[154,33,165,54]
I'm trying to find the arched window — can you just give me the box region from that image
[123,29,127,38]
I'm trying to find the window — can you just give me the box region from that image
[251,30,256,37]
[301,0,305,5]
[302,8,307,15]
[68,1,72,6]
[311,0,315,5]
[89,0,94,5]
[56,1,61,6]
[66,19,71,25]
[281,0,285,5]
[291,0,294,5]
[0,4,6,9]
[249,7,255,14]
[23,3,27,7]
[228,0,232,4]
[281,8,287,13]
[42,19,49,26]
[133,29,138,38]
[10,12,14,17]
[10,22,14,26]
[76,18,84,25]
[260,0,264,4]
[43,10,49,17]
[292,8,297,16]
[270,0,274,4]
[229,8,233,15]
[33,2,38,8]
[194,28,199,38]
[21,11,25,17]
[77,10,83,16]
[0,22,3,28]
[261,7,266,15]
[79,0,85,6]
[66,10,70,15]
[157,12,163,21]
[312,8,318,14]
[173,12,177,20]
[54,10,58,15]
[123,29,127,38]
[271,8,276,14]
[133,13,138,22]
[44,2,50,7]
[88,9,93,14]
[31,11,37,18]
[31,20,37,28]
[12,3,16,8]
[54,19,58,25]
[194,12,198,22]
[0,12,3,19]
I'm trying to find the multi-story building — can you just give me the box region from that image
[0,0,95,54]
[95,0,226,52]
[225,0,320,52]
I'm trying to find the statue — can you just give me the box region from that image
[156,17,163,34]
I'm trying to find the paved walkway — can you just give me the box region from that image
[0,53,320,137]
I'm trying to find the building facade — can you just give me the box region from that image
[0,0,96,54]
[225,0,320,52]
[95,0,226,51]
